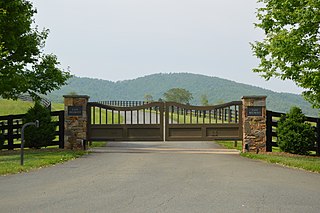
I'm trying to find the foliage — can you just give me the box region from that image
[163,88,193,104]
[144,94,153,102]
[277,107,316,155]
[251,0,320,108]
[23,102,55,148]
[0,0,70,100]
[200,94,209,106]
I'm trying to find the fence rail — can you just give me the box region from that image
[0,110,64,150]
[98,100,148,107]
[266,110,320,155]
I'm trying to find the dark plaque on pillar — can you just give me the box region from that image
[68,106,83,116]
[247,106,262,116]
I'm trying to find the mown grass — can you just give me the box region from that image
[242,152,320,173]
[216,141,242,151]
[0,99,64,116]
[0,148,86,175]
[216,141,320,173]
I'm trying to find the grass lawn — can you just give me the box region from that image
[216,141,320,173]
[0,99,64,116]
[0,148,86,175]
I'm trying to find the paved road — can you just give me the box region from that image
[1,141,320,213]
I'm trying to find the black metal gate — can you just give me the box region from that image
[87,101,242,142]
[87,102,164,141]
[165,101,243,141]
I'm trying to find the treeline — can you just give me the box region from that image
[46,73,319,117]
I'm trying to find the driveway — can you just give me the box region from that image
[0,141,319,213]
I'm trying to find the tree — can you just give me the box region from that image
[251,0,320,108]
[277,106,315,155]
[163,88,193,104]
[0,0,70,100]
[23,101,56,148]
[144,94,153,102]
[200,94,209,106]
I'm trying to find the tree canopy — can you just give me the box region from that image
[163,88,193,104]
[0,0,70,100]
[251,0,320,108]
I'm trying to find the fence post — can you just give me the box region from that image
[266,111,273,152]
[317,118,320,156]
[241,96,267,153]
[58,111,65,149]
[7,115,14,150]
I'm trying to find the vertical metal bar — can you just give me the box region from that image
[177,107,179,124]
[118,110,120,124]
[99,107,102,124]
[156,107,158,124]
[124,110,127,124]
[209,110,211,124]
[197,110,199,124]
[150,107,152,124]
[137,110,139,124]
[190,110,192,124]
[59,111,65,148]
[228,107,231,123]
[143,108,145,124]
[171,106,174,124]
[106,108,108,124]
[112,110,114,124]
[93,107,96,124]
[203,110,205,124]
[131,110,133,124]
[184,108,186,124]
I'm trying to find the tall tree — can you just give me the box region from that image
[251,0,320,108]
[200,94,209,106]
[163,88,193,104]
[0,0,70,100]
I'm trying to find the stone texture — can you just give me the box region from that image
[64,95,89,150]
[242,96,267,153]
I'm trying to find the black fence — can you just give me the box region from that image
[0,110,64,150]
[98,100,149,107]
[266,110,320,155]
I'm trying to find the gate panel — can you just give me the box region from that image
[87,102,164,141]
[165,102,242,141]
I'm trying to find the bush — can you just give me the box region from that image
[23,102,55,149]
[277,107,316,155]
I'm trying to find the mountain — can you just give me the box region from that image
[46,73,319,117]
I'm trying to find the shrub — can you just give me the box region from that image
[277,107,316,155]
[23,102,55,149]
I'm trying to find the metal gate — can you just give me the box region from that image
[165,101,242,141]
[87,102,164,141]
[87,101,242,142]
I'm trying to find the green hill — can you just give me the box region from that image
[46,73,319,117]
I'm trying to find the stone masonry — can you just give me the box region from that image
[63,95,90,150]
[242,96,267,153]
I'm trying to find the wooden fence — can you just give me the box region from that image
[266,110,320,155]
[0,110,64,150]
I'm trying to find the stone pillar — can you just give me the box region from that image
[242,96,267,153]
[63,95,90,150]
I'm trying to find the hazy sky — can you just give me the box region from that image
[31,0,303,94]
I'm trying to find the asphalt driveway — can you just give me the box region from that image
[1,141,319,213]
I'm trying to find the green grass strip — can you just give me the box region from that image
[0,149,86,175]
[241,152,320,173]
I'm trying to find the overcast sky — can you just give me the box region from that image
[31,0,303,94]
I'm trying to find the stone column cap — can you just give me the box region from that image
[241,96,267,100]
[63,95,90,99]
